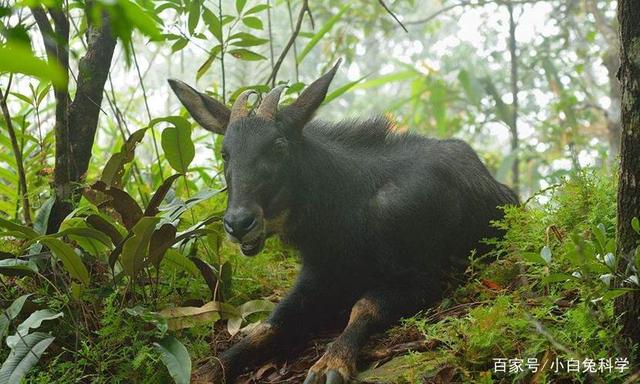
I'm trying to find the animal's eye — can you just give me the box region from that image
[221,150,229,161]
[271,138,288,158]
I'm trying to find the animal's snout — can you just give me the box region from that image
[223,209,258,240]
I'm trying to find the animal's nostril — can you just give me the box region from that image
[223,214,257,238]
[239,216,257,231]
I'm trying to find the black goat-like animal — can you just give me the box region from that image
[168,61,518,384]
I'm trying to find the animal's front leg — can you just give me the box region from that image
[304,287,428,384]
[193,272,341,383]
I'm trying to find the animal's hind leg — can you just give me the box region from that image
[303,287,430,384]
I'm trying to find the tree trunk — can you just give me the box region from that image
[614,0,640,361]
[31,6,117,232]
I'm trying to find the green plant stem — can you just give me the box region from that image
[218,0,226,103]
[0,74,32,224]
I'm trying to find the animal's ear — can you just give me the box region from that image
[280,59,341,130]
[168,79,230,135]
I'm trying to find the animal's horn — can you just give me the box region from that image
[230,90,256,121]
[256,85,286,121]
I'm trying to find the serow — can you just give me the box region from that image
[168,60,518,384]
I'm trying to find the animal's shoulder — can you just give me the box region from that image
[305,116,411,148]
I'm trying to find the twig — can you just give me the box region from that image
[0,75,31,224]
[286,0,300,83]
[265,0,309,86]
[377,0,408,33]
[405,0,545,25]
[507,1,520,194]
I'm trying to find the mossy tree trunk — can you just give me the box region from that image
[614,0,640,361]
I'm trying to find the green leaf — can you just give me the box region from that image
[39,237,89,286]
[542,273,574,284]
[631,217,640,234]
[0,332,55,384]
[202,8,222,42]
[6,310,63,349]
[245,4,269,15]
[235,0,247,14]
[52,227,112,247]
[119,0,162,40]
[190,257,219,300]
[120,217,160,278]
[0,217,38,239]
[458,69,483,106]
[153,335,191,384]
[196,45,222,81]
[0,44,67,88]
[229,48,267,61]
[144,174,183,217]
[162,249,200,276]
[520,251,546,265]
[242,16,263,30]
[33,197,54,235]
[86,214,125,245]
[171,38,188,52]
[229,33,268,47]
[188,0,200,34]
[296,4,349,64]
[159,117,195,173]
[0,294,31,340]
[323,75,367,105]
[0,259,39,276]
[148,224,177,268]
[101,128,147,188]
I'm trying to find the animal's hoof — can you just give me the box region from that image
[326,370,345,384]
[306,347,354,383]
[303,370,347,384]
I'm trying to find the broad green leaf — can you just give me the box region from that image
[196,45,222,80]
[6,310,63,349]
[153,335,191,384]
[239,300,275,318]
[148,224,177,268]
[0,259,38,276]
[90,182,143,229]
[542,273,575,284]
[188,0,200,34]
[202,8,222,42]
[39,237,89,286]
[235,0,247,14]
[229,48,266,61]
[297,4,349,64]
[171,38,188,52]
[245,4,268,15]
[0,294,31,340]
[120,217,160,278]
[229,33,268,47]
[159,117,195,173]
[242,16,263,30]
[119,0,162,40]
[0,217,38,239]
[0,332,55,384]
[190,257,219,299]
[86,214,125,245]
[0,44,67,88]
[33,197,54,235]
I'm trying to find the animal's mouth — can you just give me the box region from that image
[240,236,265,256]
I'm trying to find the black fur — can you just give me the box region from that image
[170,67,518,383]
